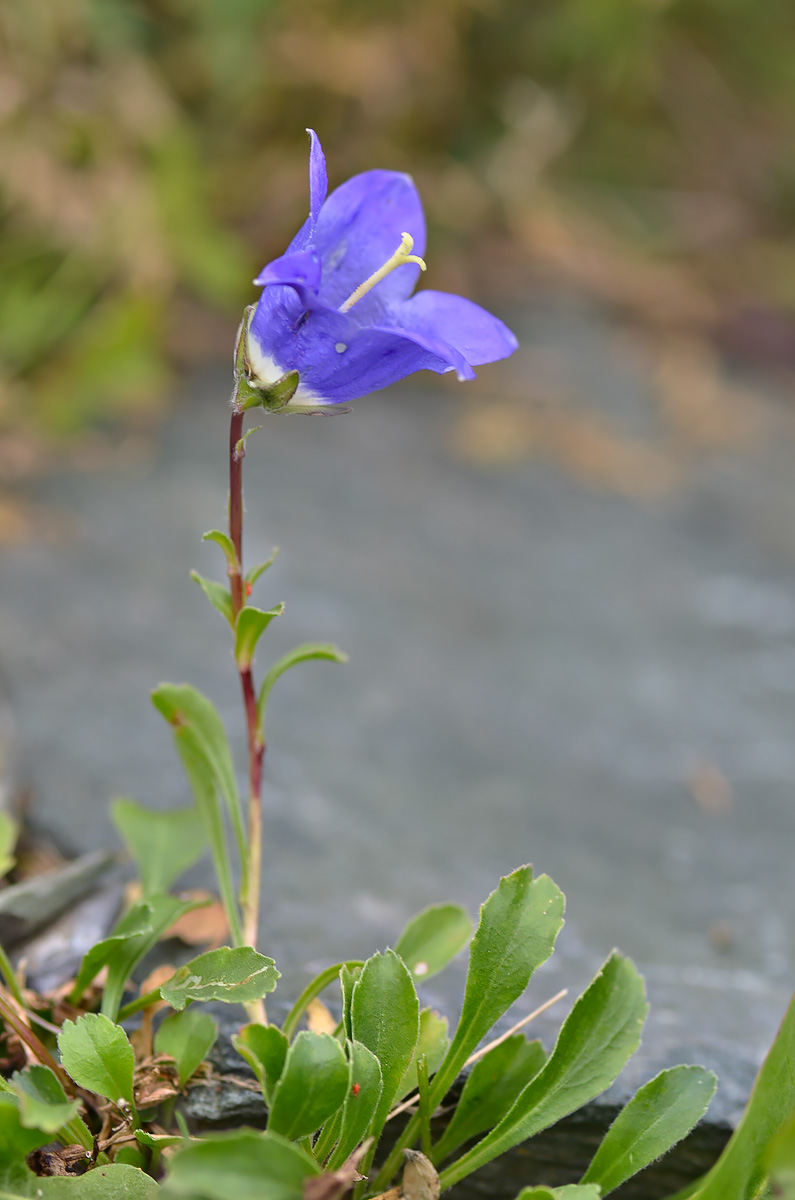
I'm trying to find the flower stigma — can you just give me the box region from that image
[339,232,426,313]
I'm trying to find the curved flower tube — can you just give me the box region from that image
[246,129,518,409]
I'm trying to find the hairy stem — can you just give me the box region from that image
[229,398,267,1020]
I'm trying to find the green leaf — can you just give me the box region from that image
[10,1065,80,1134]
[72,894,207,1020]
[150,684,242,853]
[135,1129,184,1148]
[767,1109,795,1199]
[0,1095,47,1167]
[439,953,648,1191]
[257,644,348,730]
[515,1187,602,1199]
[70,900,154,1004]
[432,1034,547,1163]
[684,984,795,1200]
[113,1148,146,1171]
[166,735,242,947]
[395,903,473,983]
[235,604,284,670]
[582,1065,717,1194]
[154,1010,217,1089]
[0,1163,160,1198]
[396,1007,450,1101]
[159,946,280,1011]
[351,949,420,1139]
[326,1040,383,1170]
[189,571,234,627]
[281,960,364,1042]
[371,868,565,1196]
[232,1023,288,1105]
[339,964,360,1043]
[111,799,206,896]
[0,811,18,879]
[164,1129,319,1200]
[151,682,245,943]
[202,529,237,571]
[58,1014,136,1117]
[267,1031,349,1140]
[437,868,564,1104]
[245,548,279,588]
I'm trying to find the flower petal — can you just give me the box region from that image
[248,302,473,405]
[279,129,329,256]
[306,128,328,227]
[313,170,426,320]
[389,290,518,366]
[253,248,321,308]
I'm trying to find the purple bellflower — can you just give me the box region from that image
[244,130,517,410]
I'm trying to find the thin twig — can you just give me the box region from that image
[0,987,68,1084]
[462,987,569,1069]
[385,988,568,1123]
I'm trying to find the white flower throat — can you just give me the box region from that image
[339,232,426,313]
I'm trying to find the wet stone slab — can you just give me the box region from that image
[2,290,795,1187]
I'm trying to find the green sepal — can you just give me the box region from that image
[234,307,300,413]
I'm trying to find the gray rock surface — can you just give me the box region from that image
[2,288,794,1188]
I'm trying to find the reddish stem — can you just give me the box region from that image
[228,404,266,961]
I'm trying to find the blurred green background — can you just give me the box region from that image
[2,0,795,437]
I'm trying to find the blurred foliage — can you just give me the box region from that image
[2,0,795,434]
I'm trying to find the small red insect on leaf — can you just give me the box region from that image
[352,1082,360,1097]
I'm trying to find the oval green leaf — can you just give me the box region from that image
[10,1064,80,1134]
[164,1129,318,1200]
[154,1009,218,1089]
[326,1040,383,1171]
[111,799,206,897]
[351,949,420,1140]
[232,1023,288,1105]
[582,1065,717,1194]
[267,1031,349,1140]
[395,902,472,982]
[159,946,280,1011]
[58,1014,136,1115]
